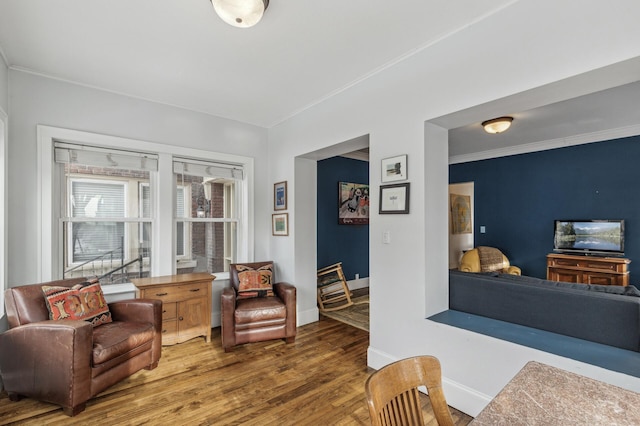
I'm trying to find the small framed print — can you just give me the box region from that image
[379,183,410,214]
[274,181,287,211]
[272,213,289,236]
[381,154,407,183]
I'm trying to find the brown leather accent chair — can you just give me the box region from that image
[221,261,296,352]
[0,278,162,416]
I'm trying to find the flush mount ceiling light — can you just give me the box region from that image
[482,116,513,134]
[210,0,269,28]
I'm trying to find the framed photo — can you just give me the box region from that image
[450,193,472,234]
[338,182,369,225]
[272,213,289,236]
[381,155,407,183]
[379,183,410,214]
[274,181,287,211]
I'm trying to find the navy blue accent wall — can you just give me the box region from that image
[450,135,640,282]
[317,156,369,280]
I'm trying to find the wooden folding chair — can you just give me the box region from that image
[316,262,354,312]
[365,355,455,426]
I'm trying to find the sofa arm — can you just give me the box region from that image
[221,287,237,350]
[0,321,92,410]
[274,282,297,338]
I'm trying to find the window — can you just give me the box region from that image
[55,143,156,282]
[38,126,253,282]
[174,158,242,274]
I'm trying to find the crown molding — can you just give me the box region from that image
[449,124,640,164]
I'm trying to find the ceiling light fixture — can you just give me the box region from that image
[482,116,513,134]
[210,0,269,28]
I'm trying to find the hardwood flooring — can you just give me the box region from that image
[0,318,473,425]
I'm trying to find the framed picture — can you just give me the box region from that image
[381,154,407,183]
[272,213,289,236]
[274,181,287,211]
[338,182,369,225]
[450,193,472,234]
[379,183,410,214]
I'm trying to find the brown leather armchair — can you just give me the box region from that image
[459,246,521,275]
[0,278,162,416]
[221,261,296,352]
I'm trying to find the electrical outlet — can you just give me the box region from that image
[355,273,360,280]
[383,231,391,244]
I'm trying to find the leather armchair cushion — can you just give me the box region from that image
[234,297,286,329]
[92,321,155,366]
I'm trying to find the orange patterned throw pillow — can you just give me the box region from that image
[235,263,274,299]
[42,281,112,327]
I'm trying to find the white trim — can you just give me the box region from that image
[0,110,6,318]
[449,124,640,164]
[38,125,254,280]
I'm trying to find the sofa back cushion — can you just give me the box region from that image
[5,278,87,328]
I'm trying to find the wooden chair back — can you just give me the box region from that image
[365,356,454,426]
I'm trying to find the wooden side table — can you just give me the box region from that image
[132,273,215,345]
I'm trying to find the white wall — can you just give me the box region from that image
[448,182,474,269]
[7,70,270,288]
[268,0,640,417]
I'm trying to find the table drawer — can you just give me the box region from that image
[142,282,209,303]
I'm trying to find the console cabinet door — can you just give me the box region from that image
[177,297,209,344]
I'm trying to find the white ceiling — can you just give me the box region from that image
[0,0,513,128]
[1,1,638,157]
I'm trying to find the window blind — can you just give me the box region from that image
[173,158,243,180]
[55,142,158,172]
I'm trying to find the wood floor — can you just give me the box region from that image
[0,318,473,425]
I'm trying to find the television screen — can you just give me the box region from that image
[554,220,624,256]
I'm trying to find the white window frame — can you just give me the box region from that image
[66,177,128,266]
[0,110,6,318]
[37,125,254,282]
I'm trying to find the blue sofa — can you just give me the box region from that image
[447,269,640,352]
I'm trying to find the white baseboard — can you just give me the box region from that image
[347,277,369,291]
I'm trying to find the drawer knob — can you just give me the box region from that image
[179,316,184,321]
[156,292,168,296]
[162,329,167,333]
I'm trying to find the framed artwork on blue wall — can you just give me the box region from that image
[338,181,369,225]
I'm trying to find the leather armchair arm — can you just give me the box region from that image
[0,321,92,409]
[274,282,297,337]
[109,299,163,364]
[221,287,237,350]
[109,299,161,325]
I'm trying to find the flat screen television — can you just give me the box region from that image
[553,219,625,256]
